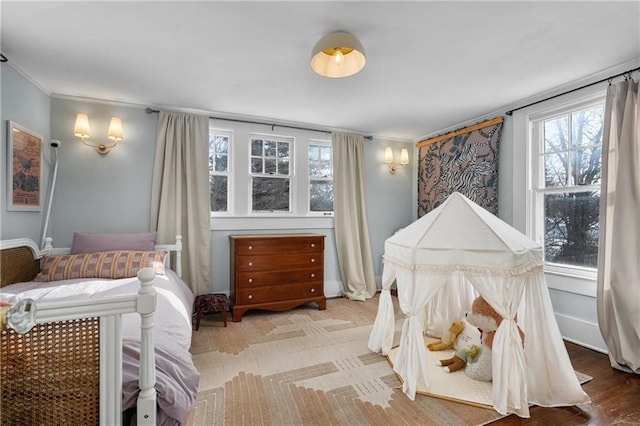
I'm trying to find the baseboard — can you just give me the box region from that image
[555,312,608,354]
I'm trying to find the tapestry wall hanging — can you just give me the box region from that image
[417,117,503,217]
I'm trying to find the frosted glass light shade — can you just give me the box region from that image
[400,148,409,165]
[311,32,366,78]
[384,147,394,163]
[74,113,91,138]
[107,117,123,141]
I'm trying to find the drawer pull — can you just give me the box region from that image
[310,273,315,278]
[248,245,253,250]
[248,278,253,283]
[311,243,315,248]
[248,262,253,267]
[248,294,253,300]
[310,258,315,263]
[310,288,315,293]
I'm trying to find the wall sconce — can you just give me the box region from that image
[74,113,123,155]
[384,147,409,174]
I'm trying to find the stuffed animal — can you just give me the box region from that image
[426,320,465,351]
[464,296,525,382]
[436,344,480,373]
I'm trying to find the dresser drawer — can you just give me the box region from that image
[235,253,322,272]
[234,236,323,255]
[237,267,323,288]
[235,282,323,305]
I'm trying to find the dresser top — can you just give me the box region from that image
[230,233,325,240]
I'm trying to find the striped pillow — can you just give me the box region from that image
[34,250,167,282]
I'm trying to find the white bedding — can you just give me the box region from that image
[1,269,199,425]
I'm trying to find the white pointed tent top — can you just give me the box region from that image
[384,192,543,273]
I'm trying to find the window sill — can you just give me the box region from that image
[544,263,597,297]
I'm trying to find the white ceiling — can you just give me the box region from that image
[2,1,639,141]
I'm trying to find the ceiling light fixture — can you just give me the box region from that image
[310,31,366,78]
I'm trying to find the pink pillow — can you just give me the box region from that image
[71,232,157,254]
[34,250,167,282]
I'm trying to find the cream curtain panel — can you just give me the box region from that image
[150,111,211,296]
[332,132,377,301]
[597,79,640,374]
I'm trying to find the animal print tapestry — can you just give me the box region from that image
[418,119,503,217]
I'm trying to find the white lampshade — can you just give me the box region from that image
[384,147,394,163]
[107,117,123,141]
[311,32,366,78]
[400,148,409,166]
[73,113,91,138]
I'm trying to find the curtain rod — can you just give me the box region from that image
[505,66,640,116]
[416,116,503,148]
[145,107,373,140]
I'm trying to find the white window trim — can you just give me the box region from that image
[512,85,605,297]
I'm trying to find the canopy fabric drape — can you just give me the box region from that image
[150,111,211,296]
[331,132,377,301]
[597,79,640,373]
[368,193,590,417]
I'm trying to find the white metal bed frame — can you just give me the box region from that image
[0,235,183,426]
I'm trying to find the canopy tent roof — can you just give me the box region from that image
[384,192,543,273]
[369,192,590,418]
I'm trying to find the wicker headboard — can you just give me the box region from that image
[0,240,42,288]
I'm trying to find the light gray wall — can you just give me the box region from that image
[0,64,51,242]
[48,97,158,247]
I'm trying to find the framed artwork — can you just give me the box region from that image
[6,120,43,211]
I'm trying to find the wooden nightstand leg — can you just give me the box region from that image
[221,308,227,327]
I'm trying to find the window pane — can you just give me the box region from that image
[264,140,277,157]
[251,157,263,173]
[572,105,604,148]
[210,175,227,212]
[320,146,331,161]
[544,152,567,187]
[214,154,227,172]
[251,139,263,156]
[264,158,277,174]
[215,135,228,154]
[310,180,333,212]
[252,177,290,211]
[309,146,319,161]
[278,159,289,175]
[544,116,568,153]
[544,191,599,267]
[278,142,289,158]
[572,146,601,186]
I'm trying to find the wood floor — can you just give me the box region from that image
[494,341,640,425]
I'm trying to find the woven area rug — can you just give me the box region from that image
[187,295,508,425]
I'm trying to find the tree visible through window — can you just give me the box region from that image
[308,143,333,213]
[209,130,230,212]
[536,104,603,268]
[250,136,291,212]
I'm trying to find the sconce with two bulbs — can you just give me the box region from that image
[74,113,123,155]
[384,147,409,174]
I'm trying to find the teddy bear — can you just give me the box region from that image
[436,344,480,373]
[464,296,524,382]
[426,320,465,351]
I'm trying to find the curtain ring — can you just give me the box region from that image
[271,124,275,131]
[608,78,613,86]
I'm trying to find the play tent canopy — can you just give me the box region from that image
[368,192,590,417]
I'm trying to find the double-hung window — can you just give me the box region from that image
[209,129,232,213]
[308,142,333,215]
[530,99,604,271]
[250,135,292,212]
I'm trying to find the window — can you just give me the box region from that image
[531,101,604,269]
[250,135,292,212]
[209,129,232,213]
[308,142,333,214]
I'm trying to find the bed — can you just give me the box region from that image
[0,234,199,425]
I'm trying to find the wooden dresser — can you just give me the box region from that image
[229,234,326,322]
